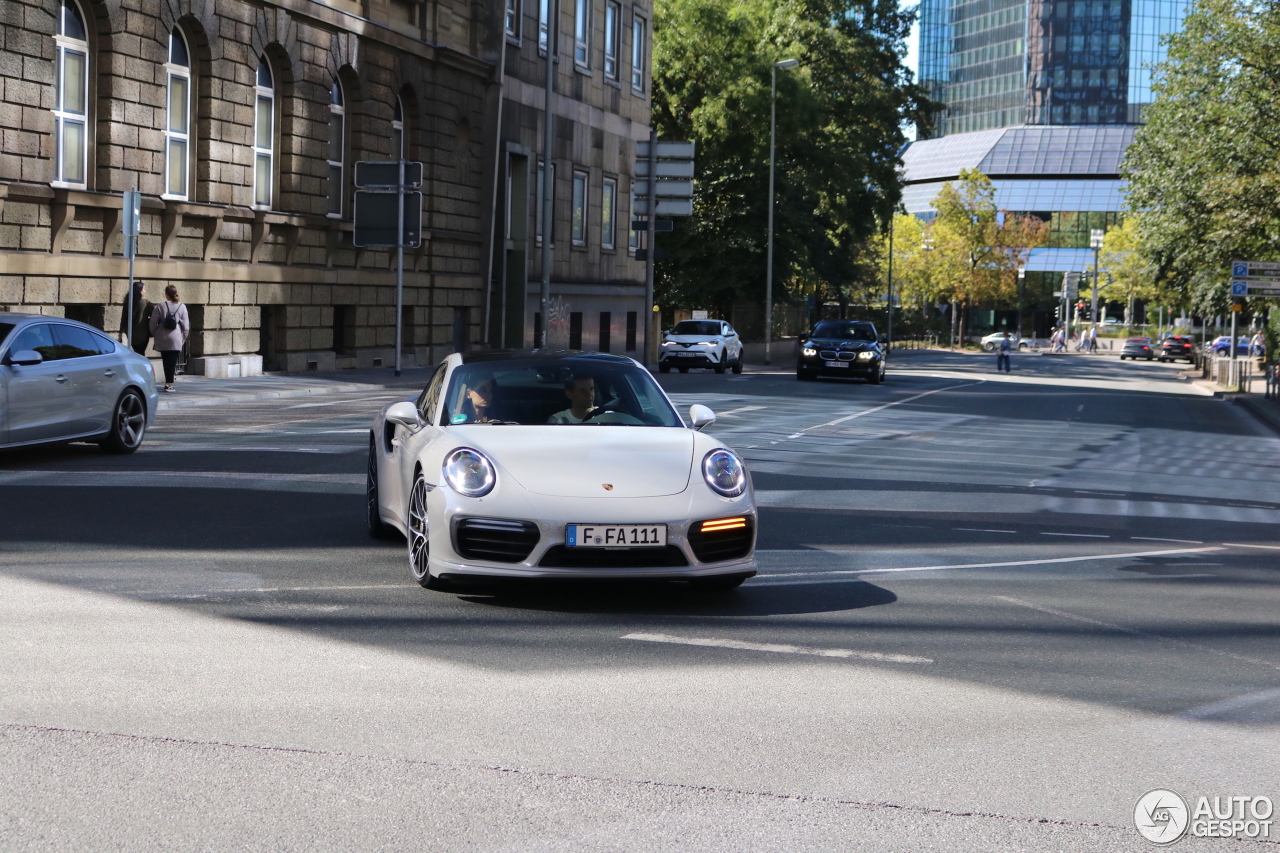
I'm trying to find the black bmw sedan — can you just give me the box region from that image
[796,320,886,383]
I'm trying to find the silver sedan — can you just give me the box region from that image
[0,312,158,453]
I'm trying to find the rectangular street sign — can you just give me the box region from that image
[354,161,423,189]
[633,198,693,217]
[1232,260,1280,278]
[634,160,695,179]
[632,180,694,199]
[1233,280,1280,297]
[636,140,696,160]
[352,190,422,247]
[632,220,673,232]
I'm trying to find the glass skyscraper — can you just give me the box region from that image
[919,0,1188,136]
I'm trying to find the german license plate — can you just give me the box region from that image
[677,352,697,357]
[567,524,667,548]
[824,360,849,368]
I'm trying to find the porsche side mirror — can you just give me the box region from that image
[689,404,716,432]
[386,401,424,431]
[7,349,43,367]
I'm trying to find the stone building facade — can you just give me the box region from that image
[0,0,504,375]
[488,0,651,354]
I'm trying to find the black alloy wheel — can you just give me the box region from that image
[714,359,727,374]
[678,367,689,374]
[367,435,397,540]
[867,362,883,384]
[101,389,146,454]
[658,363,671,374]
[731,355,743,374]
[408,472,446,589]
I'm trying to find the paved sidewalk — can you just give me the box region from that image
[157,367,434,411]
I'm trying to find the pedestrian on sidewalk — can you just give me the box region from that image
[149,284,190,393]
[996,332,1012,373]
[1088,325,1098,353]
[118,279,152,356]
[1250,330,1265,358]
[1050,327,1065,353]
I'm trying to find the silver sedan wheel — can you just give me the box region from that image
[102,390,146,454]
[407,474,435,588]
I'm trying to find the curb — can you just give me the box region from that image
[156,382,390,411]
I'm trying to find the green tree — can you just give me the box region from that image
[927,170,1047,342]
[1081,219,1158,324]
[650,0,934,328]
[1123,0,1280,319]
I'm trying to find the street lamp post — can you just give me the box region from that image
[1090,228,1104,337]
[1017,265,1026,339]
[765,58,800,366]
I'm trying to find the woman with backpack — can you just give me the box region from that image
[149,284,190,392]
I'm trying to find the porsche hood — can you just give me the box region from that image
[447,426,695,498]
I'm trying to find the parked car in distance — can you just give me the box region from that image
[980,332,1030,352]
[1120,337,1155,360]
[1159,335,1195,363]
[1209,336,1250,356]
[367,351,757,592]
[1102,317,1122,325]
[0,312,158,452]
[796,320,886,383]
[658,320,744,375]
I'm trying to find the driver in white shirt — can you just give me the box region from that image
[548,375,597,423]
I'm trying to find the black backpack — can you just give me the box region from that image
[162,303,179,331]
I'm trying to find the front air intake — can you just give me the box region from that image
[688,516,755,563]
[453,517,540,563]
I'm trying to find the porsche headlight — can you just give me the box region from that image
[858,351,876,360]
[443,448,496,497]
[702,449,747,497]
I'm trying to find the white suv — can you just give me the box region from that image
[658,320,744,374]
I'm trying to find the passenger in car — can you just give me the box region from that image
[548,375,597,423]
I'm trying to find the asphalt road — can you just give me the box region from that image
[2,350,1278,852]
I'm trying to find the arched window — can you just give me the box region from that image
[327,78,344,217]
[53,0,89,185]
[164,29,191,199]
[391,97,404,160]
[253,56,275,208]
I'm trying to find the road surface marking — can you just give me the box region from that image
[622,633,931,664]
[285,396,400,409]
[1042,532,1111,538]
[717,405,769,417]
[1179,688,1280,721]
[1132,537,1203,544]
[1224,542,1280,551]
[955,528,1017,534]
[752,546,1224,580]
[995,595,1280,671]
[784,380,984,439]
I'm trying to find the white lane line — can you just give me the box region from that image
[955,528,1017,534]
[995,596,1280,672]
[133,584,413,599]
[285,396,400,409]
[1224,542,1280,551]
[752,546,1225,580]
[1132,536,1204,544]
[622,633,932,664]
[784,380,984,439]
[717,405,769,417]
[1042,532,1111,539]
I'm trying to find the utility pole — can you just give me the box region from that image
[644,127,657,368]
[885,214,894,350]
[538,0,558,348]
[1090,228,1104,343]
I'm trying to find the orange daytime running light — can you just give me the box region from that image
[700,517,747,533]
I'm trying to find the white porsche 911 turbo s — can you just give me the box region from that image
[367,351,757,591]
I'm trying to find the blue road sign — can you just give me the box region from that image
[1233,262,1249,277]
[1232,281,1248,296]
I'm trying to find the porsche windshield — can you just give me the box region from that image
[441,359,683,427]
[812,322,877,342]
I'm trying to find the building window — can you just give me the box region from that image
[569,312,583,349]
[631,11,646,93]
[538,0,551,51]
[164,30,191,199]
[253,56,274,208]
[601,177,616,249]
[571,171,588,245]
[628,183,641,252]
[604,1,621,80]
[535,160,554,244]
[327,78,344,217]
[598,312,611,353]
[574,0,591,67]
[505,0,520,37]
[53,0,89,186]
[391,97,404,160]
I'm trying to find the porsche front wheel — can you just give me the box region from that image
[407,473,442,589]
